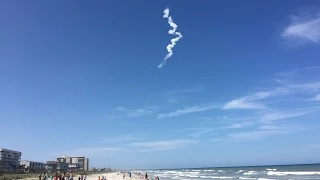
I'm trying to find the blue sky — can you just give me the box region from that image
[1,0,320,169]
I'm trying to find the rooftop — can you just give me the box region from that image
[21,160,45,163]
[0,148,22,153]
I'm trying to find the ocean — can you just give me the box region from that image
[145,164,320,180]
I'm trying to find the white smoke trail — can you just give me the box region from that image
[158,8,183,68]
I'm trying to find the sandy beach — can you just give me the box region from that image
[19,172,142,180]
[86,173,141,180]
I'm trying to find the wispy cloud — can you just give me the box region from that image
[308,94,320,101]
[258,124,303,130]
[101,134,137,143]
[223,100,265,110]
[168,98,177,105]
[221,121,254,129]
[228,130,288,140]
[260,112,305,122]
[211,139,221,142]
[228,124,303,141]
[188,128,215,138]
[227,120,308,141]
[223,67,320,111]
[222,88,287,110]
[157,104,218,119]
[291,82,320,93]
[274,66,320,79]
[157,67,320,143]
[307,144,320,149]
[282,12,320,44]
[130,139,197,151]
[115,106,159,117]
[259,106,320,123]
[168,86,205,94]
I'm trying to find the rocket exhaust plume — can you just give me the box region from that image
[158,8,183,68]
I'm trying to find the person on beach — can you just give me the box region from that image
[83,173,86,180]
[54,173,58,180]
[123,173,125,179]
[145,173,148,179]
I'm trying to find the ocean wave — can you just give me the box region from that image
[209,176,233,179]
[199,175,208,178]
[184,175,199,178]
[190,169,202,172]
[236,170,244,173]
[267,171,320,176]
[258,178,275,180]
[203,169,215,172]
[154,174,170,178]
[171,176,182,179]
[172,178,191,180]
[184,172,200,174]
[243,171,259,175]
[266,169,276,171]
[239,177,256,180]
[163,171,180,174]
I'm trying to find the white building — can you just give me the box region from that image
[0,148,22,171]
[20,160,45,170]
[57,156,89,171]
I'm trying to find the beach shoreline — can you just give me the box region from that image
[84,172,143,180]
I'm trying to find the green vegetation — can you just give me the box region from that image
[0,173,38,180]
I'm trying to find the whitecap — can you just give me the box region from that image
[244,171,259,175]
[209,176,233,179]
[266,169,276,171]
[267,171,320,176]
[191,169,201,172]
[185,175,199,178]
[199,176,208,178]
[184,172,200,174]
[203,169,215,172]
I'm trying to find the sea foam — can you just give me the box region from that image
[244,171,259,175]
[267,171,320,176]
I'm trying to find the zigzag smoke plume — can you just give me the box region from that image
[158,8,183,68]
